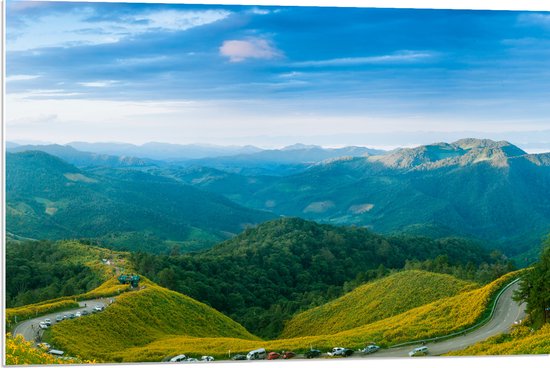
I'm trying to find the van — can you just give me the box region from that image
[246,348,267,360]
[408,346,428,357]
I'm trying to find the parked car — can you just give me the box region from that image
[328,347,353,357]
[75,312,81,318]
[81,310,89,316]
[282,351,296,359]
[200,356,214,362]
[48,349,64,356]
[304,349,321,359]
[231,354,246,360]
[267,352,280,360]
[44,318,52,326]
[63,315,68,320]
[247,348,267,360]
[68,313,75,319]
[56,315,63,322]
[94,305,105,312]
[169,354,187,362]
[38,322,48,329]
[408,346,429,357]
[361,345,380,354]
[186,358,198,362]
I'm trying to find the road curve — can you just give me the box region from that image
[12,298,114,345]
[355,280,526,358]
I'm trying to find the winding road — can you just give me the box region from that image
[12,298,113,345]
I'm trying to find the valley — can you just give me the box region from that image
[5,138,550,363]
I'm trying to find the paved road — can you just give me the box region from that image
[12,298,113,344]
[346,280,526,358]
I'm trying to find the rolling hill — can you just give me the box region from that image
[42,270,519,362]
[49,279,259,362]
[280,270,477,338]
[6,151,275,253]
[130,217,512,338]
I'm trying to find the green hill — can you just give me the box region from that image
[6,151,275,253]
[281,270,477,338]
[131,217,511,338]
[89,271,520,363]
[49,279,259,362]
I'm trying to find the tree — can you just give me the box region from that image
[514,238,550,326]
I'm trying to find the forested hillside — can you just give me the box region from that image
[6,151,275,253]
[131,218,514,338]
[5,240,121,307]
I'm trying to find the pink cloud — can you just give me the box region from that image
[219,38,282,62]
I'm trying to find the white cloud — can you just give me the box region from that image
[6,74,40,82]
[8,9,232,51]
[79,80,118,88]
[249,8,271,15]
[220,38,282,62]
[294,51,437,67]
[133,9,231,32]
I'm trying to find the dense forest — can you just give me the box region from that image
[514,238,550,327]
[6,240,113,307]
[130,217,515,338]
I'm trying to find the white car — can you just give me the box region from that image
[408,346,429,357]
[169,354,187,362]
[75,312,81,318]
[94,305,105,312]
[201,356,214,362]
[361,344,380,354]
[328,347,353,356]
[38,322,48,329]
[44,318,52,326]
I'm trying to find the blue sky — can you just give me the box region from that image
[6,1,550,151]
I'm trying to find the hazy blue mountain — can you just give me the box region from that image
[6,151,275,253]
[177,144,385,176]
[7,144,160,168]
[68,141,263,160]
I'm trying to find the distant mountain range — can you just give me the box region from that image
[6,138,550,261]
[6,141,384,175]
[170,139,550,260]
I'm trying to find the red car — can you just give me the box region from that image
[282,351,296,359]
[267,352,280,360]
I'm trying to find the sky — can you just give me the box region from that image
[5,1,550,151]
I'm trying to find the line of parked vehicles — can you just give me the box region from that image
[167,343,429,362]
[38,304,106,330]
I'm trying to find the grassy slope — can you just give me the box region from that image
[281,270,477,338]
[48,271,518,362]
[49,280,259,362]
[447,324,550,355]
[5,334,92,365]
